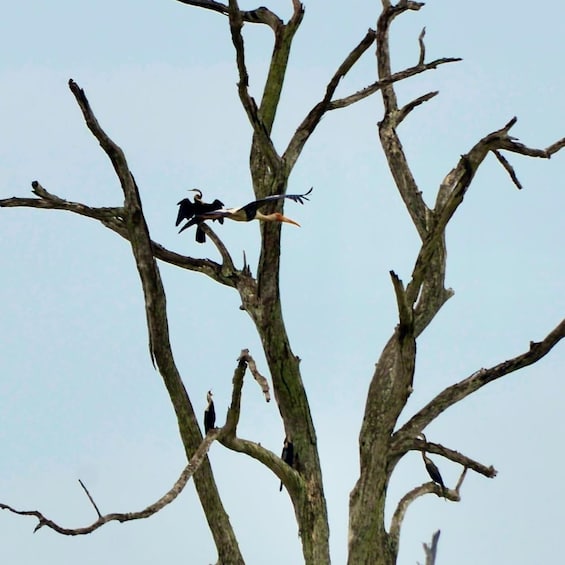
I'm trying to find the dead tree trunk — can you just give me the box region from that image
[1,2,564,564]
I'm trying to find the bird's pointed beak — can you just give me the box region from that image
[279,215,300,227]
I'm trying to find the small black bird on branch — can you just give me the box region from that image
[204,390,216,434]
[178,187,313,242]
[418,433,446,497]
[176,189,224,243]
[279,437,294,492]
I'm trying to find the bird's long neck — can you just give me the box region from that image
[255,211,278,222]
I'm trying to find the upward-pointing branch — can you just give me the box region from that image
[393,318,565,444]
[67,79,244,565]
[227,0,282,175]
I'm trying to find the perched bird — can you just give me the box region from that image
[279,437,295,492]
[418,433,446,497]
[176,189,224,243]
[178,187,313,241]
[204,390,216,434]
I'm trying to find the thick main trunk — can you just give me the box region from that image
[251,299,331,564]
[348,330,415,565]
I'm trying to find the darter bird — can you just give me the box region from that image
[204,390,216,433]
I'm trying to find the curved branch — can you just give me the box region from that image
[389,467,468,550]
[393,318,565,444]
[67,79,244,563]
[219,350,300,494]
[0,184,240,289]
[199,223,236,274]
[329,57,460,111]
[0,430,220,536]
[175,0,283,30]
[397,90,438,125]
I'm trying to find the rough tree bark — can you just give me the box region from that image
[1,2,564,564]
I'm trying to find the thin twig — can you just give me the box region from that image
[397,91,438,125]
[493,149,523,189]
[418,27,426,65]
[78,479,102,519]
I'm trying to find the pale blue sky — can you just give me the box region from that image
[1,2,564,564]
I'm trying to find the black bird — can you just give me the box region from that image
[419,433,446,497]
[178,187,313,240]
[176,189,224,243]
[204,390,216,434]
[279,437,294,492]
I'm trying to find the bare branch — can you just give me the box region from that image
[222,352,249,435]
[389,270,414,336]
[78,479,102,519]
[394,318,565,442]
[283,28,377,171]
[219,351,300,494]
[418,27,426,65]
[377,6,431,238]
[331,57,460,111]
[402,438,497,478]
[498,135,565,158]
[454,466,469,492]
[422,530,441,565]
[239,349,271,402]
[175,0,283,31]
[0,181,125,224]
[199,223,236,273]
[226,0,281,174]
[404,116,555,319]
[389,464,472,550]
[0,182,241,289]
[0,431,220,536]
[397,91,438,125]
[67,79,244,563]
[493,149,523,189]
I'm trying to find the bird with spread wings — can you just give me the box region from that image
[177,187,313,242]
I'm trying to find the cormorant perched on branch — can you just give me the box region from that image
[204,390,216,434]
[419,433,446,497]
[279,437,294,492]
[176,189,224,243]
[178,187,313,241]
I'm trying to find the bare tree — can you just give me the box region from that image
[1,1,564,564]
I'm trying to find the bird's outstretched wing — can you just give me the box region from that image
[249,186,313,210]
[176,198,196,226]
[176,197,224,226]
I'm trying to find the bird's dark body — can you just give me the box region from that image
[176,196,224,227]
[204,392,216,433]
[176,190,224,243]
[423,455,445,492]
[418,433,446,497]
[279,439,295,492]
